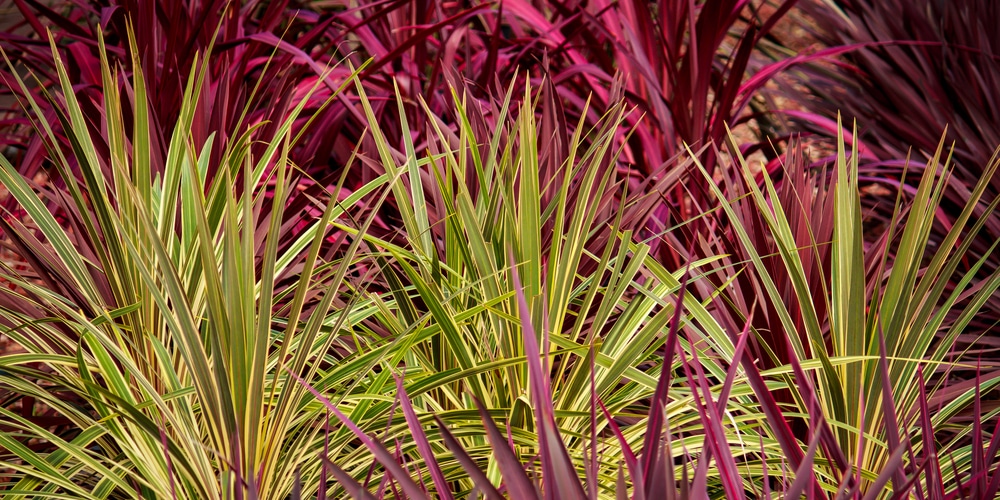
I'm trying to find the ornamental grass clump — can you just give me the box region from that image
[0,29,400,498]
[301,100,1000,497]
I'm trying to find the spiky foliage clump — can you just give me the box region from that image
[781,0,1000,342]
[2,2,1000,499]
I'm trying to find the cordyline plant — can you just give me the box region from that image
[284,76,773,496]
[287,116,1000,497]
[779,0,1000,348]
[0,24,769,498]
[687,118,1000,417]
[697,122,1000,496]
[0,21,750,498]
[0,29,403,498]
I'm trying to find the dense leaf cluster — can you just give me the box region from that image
[1,1,998,498]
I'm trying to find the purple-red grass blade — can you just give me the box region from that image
[860,443,910,500]
[318,456,380,500]
[510,254,587,500]
[917,366,945,500]
[640,267,690,497]
[616,465,629,500]
[757,1,801,40]
[597,399,640,491]
[972,363,985,499]
[287,369,427,499]
[690,444,710,497]
[432,415,505,500]
[847,383,866,499]
[737,346,805,469]
[711,23,758,145]
[737,42,935,113]
[394,374,453,500]
[877,325,907,493]
[904,434,926,500]
[782,325,850,473]
[984,417,1000,498]
[700,273,808,474]
[677,332,744,498]
[365,395,402,492]
[785,428,823,500]
[946,454,967,500]
[678,334,743,496]
[472,397,541,500]
[357,5,490,81]
[716,306,755,412]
